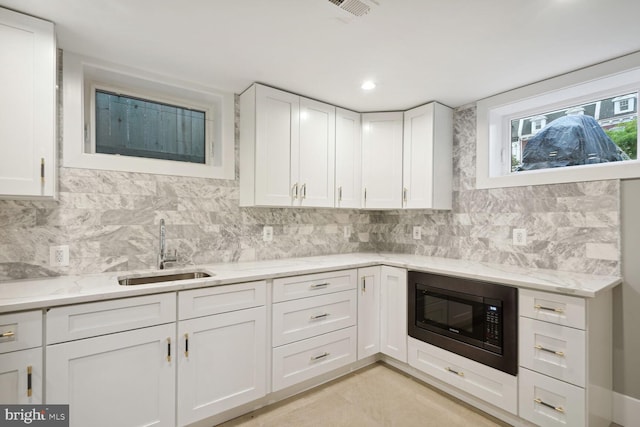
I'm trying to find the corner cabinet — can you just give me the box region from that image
[402,103,453,209]
[361,112,404,209]
[0,8,56,199]
[240,84,335,207]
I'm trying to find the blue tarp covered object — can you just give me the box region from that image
[518,115,630,171]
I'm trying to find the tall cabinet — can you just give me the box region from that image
[240,84,335,207]
[0,8,56,198]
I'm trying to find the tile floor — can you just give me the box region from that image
[218,363,510,427]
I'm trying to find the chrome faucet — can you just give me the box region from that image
[158,219,177,269]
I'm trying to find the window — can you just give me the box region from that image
[476,51,640,189]
[94,89,207,164]
[509,93,637,172]
[63,52,235,180]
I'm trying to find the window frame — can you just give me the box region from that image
[63,51,235,180]
[476,51,640,189]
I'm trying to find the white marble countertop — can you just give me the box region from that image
[0,253,622,313]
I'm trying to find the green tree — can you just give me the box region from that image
[605,118,637,159]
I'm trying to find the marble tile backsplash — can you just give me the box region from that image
[0,91,620,280]
[372,106,621,276]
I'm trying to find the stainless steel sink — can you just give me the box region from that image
[118,270,212,286]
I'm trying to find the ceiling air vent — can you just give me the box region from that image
[327,0,376,17]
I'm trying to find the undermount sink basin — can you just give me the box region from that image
[118,270,212,286]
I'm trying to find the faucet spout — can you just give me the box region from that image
[158,219,177,269]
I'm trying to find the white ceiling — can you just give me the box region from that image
[3,0,640,111]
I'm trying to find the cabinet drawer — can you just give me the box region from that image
[520,289,585,330]
[520,317,586,387]
[47,293,176,344]
[179,281,266,320]
[272,290,357,346]
[272,326,357,392]
[273,270,357,302]
[519,367,585,427]
[407,337,517,415]
[0,310,42,354]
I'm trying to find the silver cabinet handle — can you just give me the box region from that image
[292,183,299,200]
[338,186,342,202]
[310,352,330,361]
[310,313,329,320]
[362,276,366,292]
[534,304,564,314]
[446,367,464,377]
[534,398,565,413]
[301,183,307,200]
[403,187,408,204]
[534,345,565,357]
[309,283,329,289]
[364,187,367,203]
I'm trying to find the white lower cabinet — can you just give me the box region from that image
[357,266,380,359]
[408,337,518,414]
[0,310,43,404]
[518,288,612,427]
[519,367,585,427]
[272,326,357,392]
[379,266,407,362]
[177,306,266,426]
[46,323,176,427]
[0,347,42,404]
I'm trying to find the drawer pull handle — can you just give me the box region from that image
[534,304,564,314]
[534,344,565,357]
[534,398,565,413]
[446,367,464,377]
[310,313,329,320]
[310,283,329,289]
[0,331,15,338]
[27,366,32,397]
[310,352,330,361]
[185,333,189,358]
[167,338,171,362]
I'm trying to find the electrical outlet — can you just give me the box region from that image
[263,226,273,242]
[50,245,70,267]
[344,225,352,238]
[513,228,527,246]
[413,226,422,240]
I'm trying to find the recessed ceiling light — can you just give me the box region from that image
[361,80,376,90]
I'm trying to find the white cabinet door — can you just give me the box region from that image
[380,266,407,362]
[297,97,335,207]
[0,8,56,198]
[177,306,266,426]
[46,324,176,427]
[361,112,403,209]
[253,85,299,206]
[0,347,42,404]
[335,108,361,208]
[402,103,453,209]
[357,266,380,359]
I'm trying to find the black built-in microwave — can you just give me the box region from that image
[408,271,518,375]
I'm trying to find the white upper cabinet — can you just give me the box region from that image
[297,97,335,207]
[402,103,453,209]
[361,112,404,209]
[335,108,362,208]
[240,84,335,207]
[0,8,56,199]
